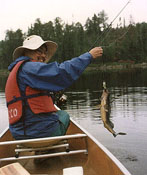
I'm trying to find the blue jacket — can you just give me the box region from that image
[8,52,93,139]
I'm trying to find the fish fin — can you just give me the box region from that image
[105,109,108,112]
[109,120,114,128]
[96,104,101,109]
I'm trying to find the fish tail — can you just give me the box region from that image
[118,132,127,135]
[113,132,127,137]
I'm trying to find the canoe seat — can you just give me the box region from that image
[15,139,69,158]
[63,166,83,175]
[0,163,30,175]
[0,134,88,162]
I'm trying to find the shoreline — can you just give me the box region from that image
[0,69,9,76]
[1,62,147,76]
[85,62,147,72]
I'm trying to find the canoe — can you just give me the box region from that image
[0,118,131,175]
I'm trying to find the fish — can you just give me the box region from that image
[99,82,126,137]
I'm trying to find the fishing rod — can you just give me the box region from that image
[89,0,131,50]
[101,24,132,48]
[95,0,131,93]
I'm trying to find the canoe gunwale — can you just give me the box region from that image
[0,127,9,138]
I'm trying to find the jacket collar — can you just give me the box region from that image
[8,56,32,71]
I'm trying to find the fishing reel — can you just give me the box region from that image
[51,91,67,107]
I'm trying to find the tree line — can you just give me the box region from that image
[0,10,147,69]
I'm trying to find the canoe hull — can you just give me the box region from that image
[0,118,131,175]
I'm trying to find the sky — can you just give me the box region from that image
[0,0,147,40]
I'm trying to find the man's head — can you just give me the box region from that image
[13,35,58,63]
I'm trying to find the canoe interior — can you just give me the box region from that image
[0,119,131,175]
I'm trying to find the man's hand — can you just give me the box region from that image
[89,47,103,59]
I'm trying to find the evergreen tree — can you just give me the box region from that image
[0,29,24,68]
[0,12,147,69]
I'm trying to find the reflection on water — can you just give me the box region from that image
[1,68,147,175]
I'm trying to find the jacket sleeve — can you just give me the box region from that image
[19,52,93,91]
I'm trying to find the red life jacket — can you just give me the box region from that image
[5,60,57,125]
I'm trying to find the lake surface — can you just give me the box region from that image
[1,68,147,175]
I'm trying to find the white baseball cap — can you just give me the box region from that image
[13,35,58,62]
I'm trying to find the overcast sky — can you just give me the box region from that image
[0,0,146,40]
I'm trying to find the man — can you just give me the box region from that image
[5,35,103,140]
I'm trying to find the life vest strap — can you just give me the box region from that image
[7,92,51,107]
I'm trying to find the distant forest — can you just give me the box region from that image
[0,10,147,69]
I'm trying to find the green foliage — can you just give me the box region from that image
[0,29,24,68]
[0,11,147,69]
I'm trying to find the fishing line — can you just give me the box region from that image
[93,0,131,91]
[101,24,132,48]
[88,0,131,50]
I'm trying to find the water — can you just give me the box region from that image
[0,91,8,134]
[64,87,147,175]
[1,68,147,175]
